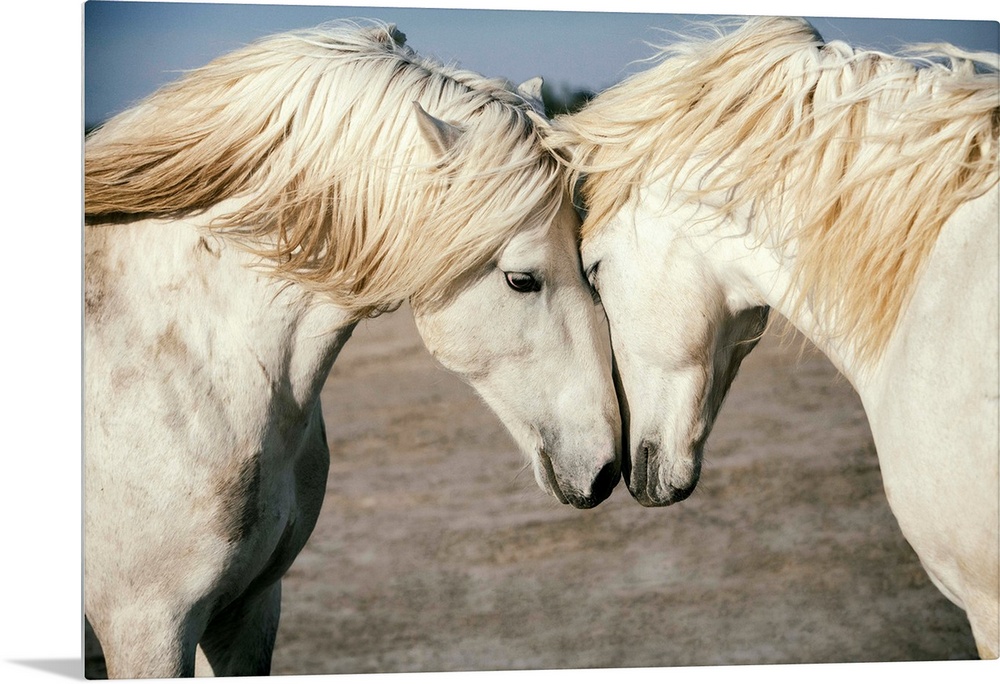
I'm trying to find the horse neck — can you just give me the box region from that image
[87,206,357,413]
[690,200,874,394]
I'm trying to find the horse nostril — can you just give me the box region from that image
[624,439,658,506]
[591,459,620,503]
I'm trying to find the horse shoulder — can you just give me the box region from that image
[84,216,349,645]
[864,186,999,649]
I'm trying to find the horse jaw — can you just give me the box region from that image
[413,295,621,509]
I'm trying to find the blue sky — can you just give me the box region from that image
[84,1,1000,126]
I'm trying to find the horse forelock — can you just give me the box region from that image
[84,20,566,319]
[549,16,999,366]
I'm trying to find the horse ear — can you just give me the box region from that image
[517,77,547,117]
[412,102,464,157]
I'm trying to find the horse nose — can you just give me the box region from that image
[565,457,620,509]
[626,438,699,507]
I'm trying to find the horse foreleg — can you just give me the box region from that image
[970,616,999,659]
[196,580,283,676]
[91,604,199,678]
[966,590,1000,660]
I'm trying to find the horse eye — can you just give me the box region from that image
[504,271,541,293]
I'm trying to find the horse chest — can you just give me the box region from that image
[206,412,331,610]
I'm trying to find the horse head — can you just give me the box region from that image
[409,101,621,509]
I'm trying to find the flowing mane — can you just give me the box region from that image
[549,16,999,364]
[85,20,566,318]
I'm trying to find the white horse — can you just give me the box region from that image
[548,17,999,658]
[84,22,621,678]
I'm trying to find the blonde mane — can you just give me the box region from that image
[85,20,567,318]
[549,16,999,365]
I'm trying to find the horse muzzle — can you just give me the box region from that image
[624,438,701,507]
[535,448,620,509]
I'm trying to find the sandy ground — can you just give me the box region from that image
[85,306,981,678]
